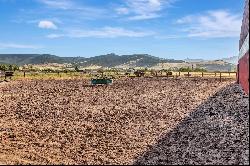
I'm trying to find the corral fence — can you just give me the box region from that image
[1,70,237,82]
[16,70,87,78]
[155,71,237,82]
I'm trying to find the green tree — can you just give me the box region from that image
[13,65,19,71]
[8,64,13,71]
[179,67,192,72]
[178,67,207,72]
[193,68,207,72]
[0,64,8,71]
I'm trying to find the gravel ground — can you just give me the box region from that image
[134,83,249,165]
[0,77,247,165]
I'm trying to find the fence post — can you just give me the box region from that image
[229,72,231,76]
[188,71,190,77]
[24,72,26,78]
[215,72,217,77]
[202,72,204,77]
[220,72,222,82]
[179,72,180,76]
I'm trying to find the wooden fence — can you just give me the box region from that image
[1,70,237,82]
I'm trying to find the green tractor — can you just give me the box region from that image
[91,78,113,85]
[90,69,113,85]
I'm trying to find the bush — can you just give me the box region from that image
[178,67,192,72]
[178,67,207,72]
[0,64,19,71]
[193,68,207,72]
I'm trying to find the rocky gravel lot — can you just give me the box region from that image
[0,77,248,165]
[135,83,249,165]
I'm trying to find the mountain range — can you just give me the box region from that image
[0,53,183,67]
[184,56,238,65]
[0,53,237,71]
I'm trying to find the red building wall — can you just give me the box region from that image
[238,52,249,94]
[238,0,249,94]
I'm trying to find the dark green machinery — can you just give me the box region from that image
[90,70,113,85]
[91,78,113,85]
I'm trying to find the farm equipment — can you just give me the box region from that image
[4,71,14,80]
[90,70,113,85]
[0,71,14,82]
[4,71,14,77]
[91,78,113,85]
[134,70,145,77]
[125,68,135,76]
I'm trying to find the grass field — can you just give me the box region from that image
[0,71,237,81]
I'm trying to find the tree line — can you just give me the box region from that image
[0,64,207,73]
[178,67,207,72]
[0,64,19,71]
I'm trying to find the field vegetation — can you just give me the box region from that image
[0,66,237,81]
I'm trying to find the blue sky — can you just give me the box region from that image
[0,0,245,60]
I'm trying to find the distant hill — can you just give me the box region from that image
[0,54,86,65]
[0,54,41,65]
[196,61,236,72]
[0,53,183,68]
[183,58,236,72]
[0,54,236,71]
[80,53,184,68]
[184,56,238,64]
[184,58,205,63]
[219,56,238,65]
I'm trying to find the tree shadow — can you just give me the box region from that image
[133,83,249,165]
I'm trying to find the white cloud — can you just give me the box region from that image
[38,20,57,29]
[47,27,155,38]
[38,0,107,20]
[46,34,64,39]
[176,10,242,38]
[128,13,161,20]
[154,35,187,39]
[38,0,73,9]
[116,0,175,20]
[0,43,42,49]
[116,7,130,15]
[28,18,62,24]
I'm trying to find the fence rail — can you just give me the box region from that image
[1,71,237,82]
